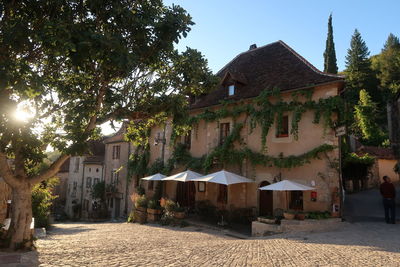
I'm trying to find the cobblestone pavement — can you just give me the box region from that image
[36,221,400,267]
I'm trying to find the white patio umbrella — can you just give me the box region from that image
[259,180,315,211]
[141,173,166,181]
[259,180,315,191]
[162,170,203,182]
[192,170,254,185]
[192,170,254,225]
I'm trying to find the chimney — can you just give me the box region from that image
[249,44,257,50]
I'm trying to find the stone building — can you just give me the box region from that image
[140,41,345,216]
[103,124,135,219]
[65,141,105,219]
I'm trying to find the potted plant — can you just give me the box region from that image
[147,200,162,222]
[295,211,306,220]
[173,203,185,219]
[283,211,295,220]
[135,195,148,224]
[135,195,147,212]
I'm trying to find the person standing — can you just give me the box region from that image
[380,176,396,224]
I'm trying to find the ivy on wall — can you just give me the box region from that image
[127,88,342,177]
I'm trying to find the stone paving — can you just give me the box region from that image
[34,221,400,267]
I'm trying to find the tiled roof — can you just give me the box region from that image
[83,155,104,164]
[357,146,396,160]
[190,41,344,109]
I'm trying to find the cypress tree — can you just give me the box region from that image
[323,14,338,74]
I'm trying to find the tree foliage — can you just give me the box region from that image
[323,14,338,74]
[372,33,400,98]
[31,177,59,229]
[0,0,216,249]
[354,89,386,145]
[344,29,379,107]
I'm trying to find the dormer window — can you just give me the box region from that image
[228,84,235,96]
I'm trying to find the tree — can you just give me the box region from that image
[0,0,216,249]
[344,29,378,107]
[323,14,338,74]
[372,33,400,97]
[353,89,386,146]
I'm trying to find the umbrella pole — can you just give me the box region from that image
[286,191,289,211]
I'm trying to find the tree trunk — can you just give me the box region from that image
[6,184,34,250]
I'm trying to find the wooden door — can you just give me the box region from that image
[259,181,273,216]
[176,181,196,208]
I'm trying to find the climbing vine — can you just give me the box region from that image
[127,88,342,177]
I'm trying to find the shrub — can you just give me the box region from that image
[136,186,145,195]
[31,177,59,228]
[91,181,106,201]
[227,208,255,224]
[135,195,147,208]
[174,202,185,212]
[195,200,218,222]
[127,210,135,223]
[147,200,161,210]
[307,211,331,219]
[164,199,177,212]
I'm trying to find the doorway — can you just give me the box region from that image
[259,181,273,216]
[114,198,120,218]
[176,181,196,208]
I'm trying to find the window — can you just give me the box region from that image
[74,158,80,172]
[73,181,77,190]
[198,181,206,192]
[219,123,230,145]
[184,130,192,149]
[289,191,303,210]
[93,178,99,185]
[89,168,92,172]
[228,84,235,96]
[276,115,289,138]
[112,145,121,159]
[111,170,119,185]
[217,184,227,204]
[96,168,99,173]
[86,177,92,188]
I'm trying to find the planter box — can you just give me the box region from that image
[257,217,276,224]
[135,209,147,224]
[283,212,295,220]
[136,206,147,212]
[295,214,305,220]
[147,208,162,222]
[174,211,185,219]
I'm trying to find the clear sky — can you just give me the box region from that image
[164,0,400,73]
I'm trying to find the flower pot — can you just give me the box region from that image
[135,209,147,224]
[283,212,295,220]
[295,213,305,220]
[174,211,185,219]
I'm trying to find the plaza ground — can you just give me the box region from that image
[30,220,399,267]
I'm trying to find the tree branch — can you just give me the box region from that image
[30,154,70,184]
[0,152,21,188]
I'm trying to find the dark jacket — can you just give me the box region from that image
[380,181,396,199]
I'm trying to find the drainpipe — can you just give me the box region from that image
[161,125,166,197]
[79,158,86,219]
[124,142,131,216]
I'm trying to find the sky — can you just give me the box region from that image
[164,0,400,73]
